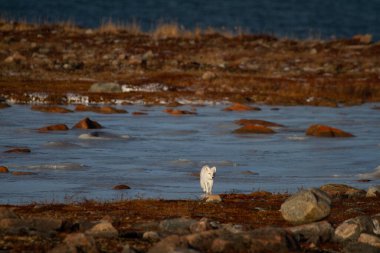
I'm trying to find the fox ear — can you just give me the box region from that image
[202,165,210,170]
[211,167,216,172]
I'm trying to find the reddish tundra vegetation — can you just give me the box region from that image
[0,20,379,106]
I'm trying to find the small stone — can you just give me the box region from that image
[189,218,211,233]
[143,231,160,242]
[86,221,118,238]
[366,186,380,197]
[113,184,131,190]
[0,166,9,173]
[201,71,217,81]
[204,195,222,203]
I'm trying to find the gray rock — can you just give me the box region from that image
[335,216,375,242]
[89,82,121,93]
[287,220,333,244]
[143,231,161,242]
[367,186,380,197]
[358,233,380,248]
[49,233,98,253]
[159,218,197,235]
[148,235,199,253]
[189,218,211,233]
[85,221,118,238]
[280,188,331,225]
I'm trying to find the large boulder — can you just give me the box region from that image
[38,124,69,132]
[233,124,275,134]
[223,103,261,112]
[89,82,121,93]
[280,188,331,225]
[334,216,375,242]
[306,124,354,137]
[73,117,103,129]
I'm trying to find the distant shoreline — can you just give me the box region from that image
[1,20,379,106]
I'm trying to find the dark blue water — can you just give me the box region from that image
[0,0,379,40]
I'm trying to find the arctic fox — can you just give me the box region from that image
[200,165,216,195]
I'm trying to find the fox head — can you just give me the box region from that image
[202,165,216,179]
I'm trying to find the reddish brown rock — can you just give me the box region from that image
[0,166,9,173]
[223,103,261,112]
[4,148,31,153]
[235,119,284,127]
[31,105,73,113]
[164,109,197,116]
[12,171,36,176]
[113,184,131,190]
[132,111,148,116]
[73,117,103,129]
[306,124,354,137]
[38,124,69,132]
[75,105,127,114]
[233,124,275,134]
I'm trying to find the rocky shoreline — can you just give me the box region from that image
[1,184,380,252]
[0,20,380,106]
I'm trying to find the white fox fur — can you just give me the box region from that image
[200,165,216,195]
